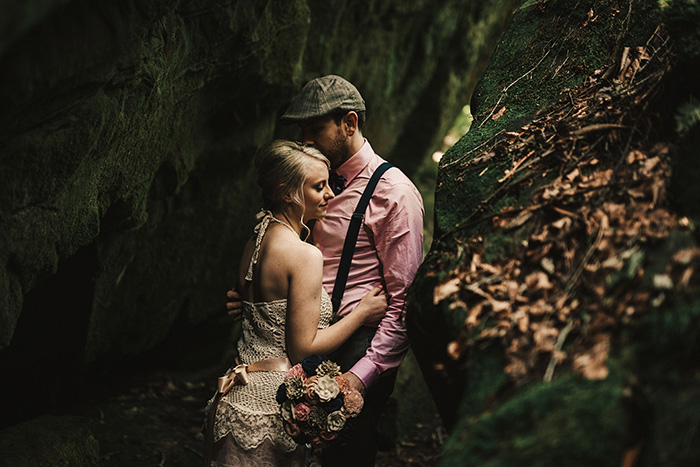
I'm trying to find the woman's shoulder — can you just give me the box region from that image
[265,226,322,262]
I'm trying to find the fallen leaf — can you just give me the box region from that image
[433,277,460,304]
[673,248,700,265]
[492,106,507,120]
[573,334,610,380]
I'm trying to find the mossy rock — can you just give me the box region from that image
[0,416,99,467]
[408,0,700,464]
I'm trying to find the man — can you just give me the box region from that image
[228,75,424,466]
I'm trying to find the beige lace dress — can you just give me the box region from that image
[208,211,333,467]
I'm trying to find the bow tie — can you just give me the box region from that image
[329,171,347,195]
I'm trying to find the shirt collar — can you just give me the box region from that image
[334,139,374,185]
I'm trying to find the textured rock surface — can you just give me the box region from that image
[0,0,518,436]
[408,0,700,464]
[0,416,99,467]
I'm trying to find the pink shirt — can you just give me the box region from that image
[313,140,424,388]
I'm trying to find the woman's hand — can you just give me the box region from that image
[355,286,388,326]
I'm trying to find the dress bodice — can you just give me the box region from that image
[237,292,333,365]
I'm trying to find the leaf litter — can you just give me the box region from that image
[434,26,698,384]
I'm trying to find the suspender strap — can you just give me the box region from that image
[331,162,393,314]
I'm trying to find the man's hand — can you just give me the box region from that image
[344,371,366,397]
[226,289,243,321]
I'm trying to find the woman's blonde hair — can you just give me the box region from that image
[254,140,330,212]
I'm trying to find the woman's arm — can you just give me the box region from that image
[285,244,386,364]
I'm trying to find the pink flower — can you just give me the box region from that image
[285,364,307,383]
[341,388,364,417]
[335,374,351,394]
[304,375,319,402]
[293,402,311,421]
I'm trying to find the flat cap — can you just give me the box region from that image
[280,75,365,124]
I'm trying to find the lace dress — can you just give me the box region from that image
[208,211,333,467]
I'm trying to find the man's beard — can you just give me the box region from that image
[325,128,352,168]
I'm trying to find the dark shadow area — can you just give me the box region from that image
[0,244,95,430]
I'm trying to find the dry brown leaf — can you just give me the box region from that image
[505,359,529,379]
[652,274,673,290]
[525,271,554,291]
[433,277,461,304]
[672,248,700,265]
[447,340,465,360]
[526,299,554,316]
[551,217,573,230]
[533,326,559,353]
[679,267,694,289]
[492,106,507,120]
[573,334,610,380]
[517,311,530,333]
[505,210,534,229]
[566,168,580,181]
[540,257,556,274]
[465,303,484,327]
[489,299,511,313]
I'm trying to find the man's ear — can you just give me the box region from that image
[343,111,358,136]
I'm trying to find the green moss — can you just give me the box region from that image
[436,0,663,234]
[663,0,700,60]
[442,369,629,467]
[631,297,700,465]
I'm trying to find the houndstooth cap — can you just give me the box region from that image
[280,75,365,124]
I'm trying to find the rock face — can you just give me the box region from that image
[0,0,518,432]
[0,416,99,467]
[408,0,700,464]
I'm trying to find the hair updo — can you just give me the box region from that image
[254,140,330,212]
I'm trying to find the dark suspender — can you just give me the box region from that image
[331,162,393,314]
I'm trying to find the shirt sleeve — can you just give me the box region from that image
[349,178,424,388]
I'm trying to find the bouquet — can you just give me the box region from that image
[276,355,364,447]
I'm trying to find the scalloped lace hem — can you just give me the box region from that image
[213,403,297,453]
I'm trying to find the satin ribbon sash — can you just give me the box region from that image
[216,357,292,395]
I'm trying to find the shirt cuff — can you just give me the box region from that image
[349,356,381,389]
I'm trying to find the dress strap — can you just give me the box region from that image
[245,209,299,282]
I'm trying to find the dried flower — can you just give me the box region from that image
[309,406,327,429]
[280,400,294,421]
[327,410,347,432]
[316,360,341,378]
[293,402,311,421]
[285,363,307,382]
[302,355,327,375]
[304,375,318,402]
[341,389,363,417]
[315,375,340,402]
[278,356,363,448]
[323,395,344,413]
[335,374,351,394]
[285,376,305,400]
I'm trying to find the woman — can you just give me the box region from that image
[204,141,387,466]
